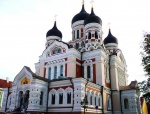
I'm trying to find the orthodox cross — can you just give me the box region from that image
[90,0,94,8]
[54,15,57,21]
[108,22,111,29]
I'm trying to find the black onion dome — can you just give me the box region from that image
[84,7,102,25]
[72,4,90,24]
[46,21,62,38]
[104,29,118,45]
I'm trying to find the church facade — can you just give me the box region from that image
[1,2,141,114]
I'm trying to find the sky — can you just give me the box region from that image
[0,0,150,83]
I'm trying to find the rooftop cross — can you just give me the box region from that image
[108,22,111,29]
[54,15,57,21]
[82,0,85,5]
[90,0,94,8]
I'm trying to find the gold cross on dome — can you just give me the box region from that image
[108,22,111,29]
[54,15,57,21]
[90,0,94,8]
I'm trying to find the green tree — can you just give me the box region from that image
[139,32,150,103]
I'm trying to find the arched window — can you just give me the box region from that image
[76,43,79,49]
[40,91,43,105]
[57,48,61,53]
[54,66,57,79]
[51,94,55,104]
[124,98,129,109]
[67,93,71,104]
[88,32,91,39]
[48,68,51,80]
[60,65,63,76]
[87,66,91,78]
[95,31,98,39]
[59,93,63,104]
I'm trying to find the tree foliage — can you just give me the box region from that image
[139,32,150,103]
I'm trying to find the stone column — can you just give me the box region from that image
[72,78,87,112]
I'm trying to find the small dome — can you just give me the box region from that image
[84,7,102,25]
[72,4,89,24]
[104,29,118,45]
[46,21,62,38]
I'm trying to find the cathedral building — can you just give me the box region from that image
[0,2,141,114]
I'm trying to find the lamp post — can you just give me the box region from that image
[81,79,89,114]
[81,96,88,114]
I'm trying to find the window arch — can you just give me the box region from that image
[88,32,91,39]
[124,98,129,109]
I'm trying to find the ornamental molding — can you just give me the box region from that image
[103,87,111,94]
[82,49,107,60]
[50,80,72,88]
[40,49,81,63]
[72,20,84,28]
[84,23,101,31]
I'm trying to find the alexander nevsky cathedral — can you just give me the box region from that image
[1,1,141,114]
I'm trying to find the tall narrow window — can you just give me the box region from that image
[48,68,51,80]
[98,97,100,106]
[76,43,79,49]
[59,93,63,104]
[77,30,79,39]
[54,66,57,79]
[88,32,91,39]
[90,96,92,105]
[57,48,61,53]
[95,97,96,105]
[107,96,111,109]
[124,98,129,109]
[52,94,55,104]
[60,65,63,76]
[67,93,71,104]
[95,31,98,39]
[40,91,43,105]
[87,66,91,78]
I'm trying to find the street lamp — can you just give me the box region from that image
[81,79,89,114]
[81,96,88,114]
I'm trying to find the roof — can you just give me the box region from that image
[72,4,89,24]
[84,7,102,25]
[24,66,51,82]
[119,81,137,91]
[0,79,12,88]
[46,21,62,38]
[104,29,118,45]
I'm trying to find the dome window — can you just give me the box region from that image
[95,31,98,39]
[77,30,79,39]
[88,32,91,39]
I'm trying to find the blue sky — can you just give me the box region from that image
[0,0,150,83]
